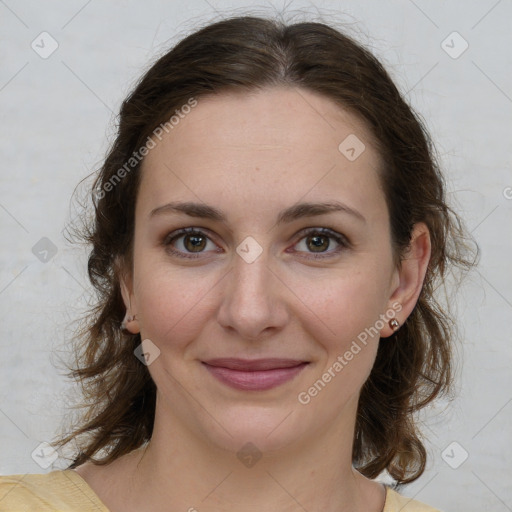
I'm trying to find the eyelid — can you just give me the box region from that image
[294,226,350,246]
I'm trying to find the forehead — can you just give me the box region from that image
[137,86,385,226]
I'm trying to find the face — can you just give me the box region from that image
[121,86,406,454]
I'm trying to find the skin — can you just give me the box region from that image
[74,86,431,512]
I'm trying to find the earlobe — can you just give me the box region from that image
[381,223,431,338]
[121,312,139,335]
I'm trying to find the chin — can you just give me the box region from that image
[196,404,309,457]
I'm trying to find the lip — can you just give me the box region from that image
[202,358,309,391]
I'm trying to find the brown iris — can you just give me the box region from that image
[183,233,207,252]
[306,234,330,252]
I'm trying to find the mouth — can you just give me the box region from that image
[201,358,309,391]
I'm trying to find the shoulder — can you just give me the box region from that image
[0,470,109,511]
[384,487,443,512]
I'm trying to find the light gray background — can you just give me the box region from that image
[1,1,511,510]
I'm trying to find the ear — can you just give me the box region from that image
[380,222,431,338]
[117,256,140,335]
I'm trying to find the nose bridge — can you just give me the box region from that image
[217,240,286,339]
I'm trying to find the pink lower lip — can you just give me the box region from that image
[203,362,309,391]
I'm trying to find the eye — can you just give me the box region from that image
[291,227,349,259]
[163,226,349,260]
[163,228,219,259]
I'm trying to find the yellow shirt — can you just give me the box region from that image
[0,470,442,511]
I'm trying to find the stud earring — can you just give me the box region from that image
[389,318,400,331]
[121,313,137,334]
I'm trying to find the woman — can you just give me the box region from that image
[0,14,477,512]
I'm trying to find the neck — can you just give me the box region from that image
[117,393,385,512]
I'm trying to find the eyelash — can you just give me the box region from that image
[162,227,349,260]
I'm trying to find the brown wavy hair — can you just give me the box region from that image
[51,14,478,485]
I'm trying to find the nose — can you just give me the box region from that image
[216,245,289,341]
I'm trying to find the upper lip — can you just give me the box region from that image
[202,358,308,371]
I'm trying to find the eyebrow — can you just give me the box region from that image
[149,200,366,225]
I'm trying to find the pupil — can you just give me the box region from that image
[187,235,205,252]
[309,235,328,252]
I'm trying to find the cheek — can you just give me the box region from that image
[291,264,391,400]
[294,266,389,347]
[134,260,221,350]
[297,276,386,406]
